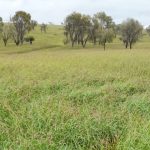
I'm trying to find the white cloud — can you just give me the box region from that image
[0,0,150,25]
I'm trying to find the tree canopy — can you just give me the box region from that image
[92,12,115,50]
[120,19,143,49]
[12,11,32,45]
[64,12,115,49]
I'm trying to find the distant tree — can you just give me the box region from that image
[98,29,115,50]
[64,12,116,49]
[114,24,121,37]
[94,12,115,29]
[92,12,115,50]
[64,12,82,47]
[77,14,92,48]
[0,17,3,37]
[120,19,143,49]
[0,17,3,27]
[146,25,150,36]
[64,12,92,47]
[1,24,12,46]
[41,23,47,33]
[30,20,37,30]
[10,24,20,46]
[12,11,32,45]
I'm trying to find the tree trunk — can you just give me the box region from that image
[71,40,75,47]
[83,36,89,48]
[71,42,74,47]
[81,40,84,47]
[104,43,106,50]
[94,37,96,45]
[129,42,132,49]
[21,39,24,45]
[125,42,128,49]
[83,40,87,48]
[3,39,7,47]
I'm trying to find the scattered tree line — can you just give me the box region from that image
[64,12,144,49]
[0,11,38,46]
[0,10,150,49]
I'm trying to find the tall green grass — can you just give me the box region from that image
[0,26,150,149]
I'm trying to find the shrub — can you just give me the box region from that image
[24,36,35,44]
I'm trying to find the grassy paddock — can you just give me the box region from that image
[0,26,150,150]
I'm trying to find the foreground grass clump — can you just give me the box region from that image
[0,49,150,150]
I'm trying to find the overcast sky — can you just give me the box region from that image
[0,0,149,26]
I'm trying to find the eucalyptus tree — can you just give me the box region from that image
[64,12,83,47]
[64,12,92,47]
[41,23,47,33]
[0,17,3,38]
[12,11,32,45]
[1,24,12,46]
[0,17,3,28]
[92,12,115,50]
[77,14,92,47]
[30,20,38,30]
[98,28,115,50]
[120,19,143,49]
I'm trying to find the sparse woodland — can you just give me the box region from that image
[1,10,150,150]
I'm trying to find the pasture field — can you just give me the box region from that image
[0,26,150,150]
